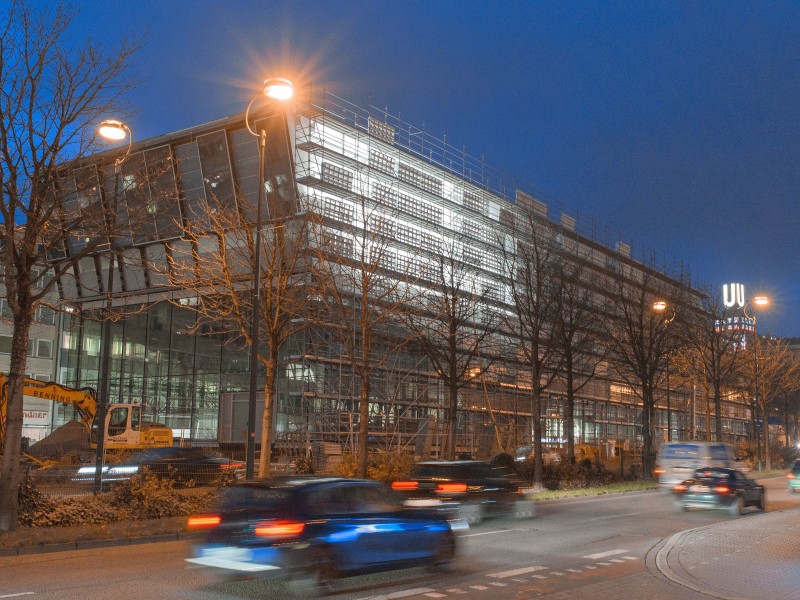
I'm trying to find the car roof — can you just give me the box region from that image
[233,476,375,490]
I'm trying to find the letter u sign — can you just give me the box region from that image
[723,283,745,308]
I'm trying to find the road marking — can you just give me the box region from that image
[597,562,611,566]
[463,528,528,537]
[470,586,488,590]
[582,549,629,559]
[0,595,35,599]
[567,568,582,573]
[532,574,548,579]
[489,582,508,586]
[358,588,437,599]
[585,565,597,570]
[610,559,625,563]
[622,556,637,560]
[488,565,548,578]
[424,594,446,598]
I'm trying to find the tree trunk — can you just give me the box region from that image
[0,318,33,532]
[565,366,575,465]
[257,355,278,478]
[532,385,543,489]
[641,387,653,480]
[446,385,458,460]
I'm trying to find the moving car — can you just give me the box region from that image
[514,445,562,465]
[786,459,800,493]
[391,460,535,525]
[185,477,457,596]
[673,467,765,515]
[655,441,743,487]
[74,447,244,485]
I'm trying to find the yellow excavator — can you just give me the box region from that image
[0,373,173,462]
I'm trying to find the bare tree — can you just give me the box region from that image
[603,267,686,479]
[742,336,800,469]
[500,206,562,489]
[165,198,310,477]
[0,0,140,532]
[310,195,411,477]
[551,243,603,463]
[402,235,500,461]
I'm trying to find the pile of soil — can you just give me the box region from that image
[27,421,90,461]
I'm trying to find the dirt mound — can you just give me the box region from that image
[28,421,90,461]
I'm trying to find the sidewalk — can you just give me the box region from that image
[657,508,800,600]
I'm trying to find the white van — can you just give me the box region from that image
[655,441,743,487]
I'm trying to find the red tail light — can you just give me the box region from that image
[254,520,305,537]
[220,462,244,470]
[187,514,221,529]
[714,485,730,494]
[436,483,468,493]
[392,481,419,491]
[673,484,687,492]
[788,473,796,479]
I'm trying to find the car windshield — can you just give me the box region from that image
[413,463,501,479]
[661,444,700,459]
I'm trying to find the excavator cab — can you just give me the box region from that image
[90,404,172,449]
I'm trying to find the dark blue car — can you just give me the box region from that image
[185,476,458,596]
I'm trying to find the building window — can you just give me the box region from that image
[321,162,354,191]
[35,306,56,325]
[369,148,396,175]
[398,163,443,197]
[368,117,395,145]
[36,340,53,359]
[0,299,12,318]
[0,335,11,354]
[463,189,487,215]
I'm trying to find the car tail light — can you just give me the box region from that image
[673,484,687,492]
[187,515,221,529]
[654,468,665,475]
[714,485,730,494]
[788,473,796,479]
[220,462,244,470]
[254,520,305,537]
[436,483,468,493]
[391,481,419,491]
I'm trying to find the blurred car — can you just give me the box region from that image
[514,445,562,465]
[672,467,765,515]
[786,459,800,493]
[391,460,535,525]
[185,477,458,596]
[74,447,244,485]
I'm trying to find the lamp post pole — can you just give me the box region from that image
[653,301,676,444]
[243,78,293,480]
[94,120,132,493]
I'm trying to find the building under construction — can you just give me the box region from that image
[47,90,754,463]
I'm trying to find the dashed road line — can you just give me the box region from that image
[582,548,630,559]
[0,595,35,599]
[488,565,548,578]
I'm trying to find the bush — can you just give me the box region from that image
[294,455,314,474]
[18,476,121,527]
[110,468,212,519]
[335,450,414,482]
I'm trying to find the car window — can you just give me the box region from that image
[694,468,729,480]
[792,460,800,473]
[661,444,700,459]
[219,486,291,512]
[709,445,729,460]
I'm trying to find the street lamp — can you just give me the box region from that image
[653,300,676,441]
[744,295,769,472]
[94,119,132,493]
[243,77,294,480]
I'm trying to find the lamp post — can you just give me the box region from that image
[744,295,769,472]
[653,300,676,443]
[243,78,294,480]
[94,119,132,493]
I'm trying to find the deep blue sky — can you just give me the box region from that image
[52,0,800,336]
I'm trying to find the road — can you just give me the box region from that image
[0,476,796,599]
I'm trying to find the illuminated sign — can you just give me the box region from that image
[723,283,745,308]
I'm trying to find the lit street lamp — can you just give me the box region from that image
[744,295,769,472]
[94,119,132,493]
[243,77,294,480]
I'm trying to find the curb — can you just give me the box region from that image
[0,531,201,557]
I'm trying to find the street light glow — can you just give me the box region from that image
[98,119,129,141]
[754,296,769,306]
[653,300,667,311]
[262,77,294,101]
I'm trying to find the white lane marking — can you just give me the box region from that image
[470,586,488,591]
[532,574,548,579]
[358,588,437,600]
[610,559,625,563]
[585,565,597,570]
[582,548,630,559]
[489,582,507,586]
[0,595,35,599]
[622,556,638,560]
[488,565,548,578]
[567,568,582,573]
[424,594,446,598]
[597,562,611,566]
[552,571,565,576]
[462,528,528,537]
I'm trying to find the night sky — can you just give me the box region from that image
[43,0,800,336]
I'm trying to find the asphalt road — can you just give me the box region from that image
[0,475,795,599]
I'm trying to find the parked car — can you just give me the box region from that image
[672,467,765,515]
[391,460,535,525]
[786,459,800,493]
[655,441,744,487]
[185,477,458,596]
[74,447,244,485]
